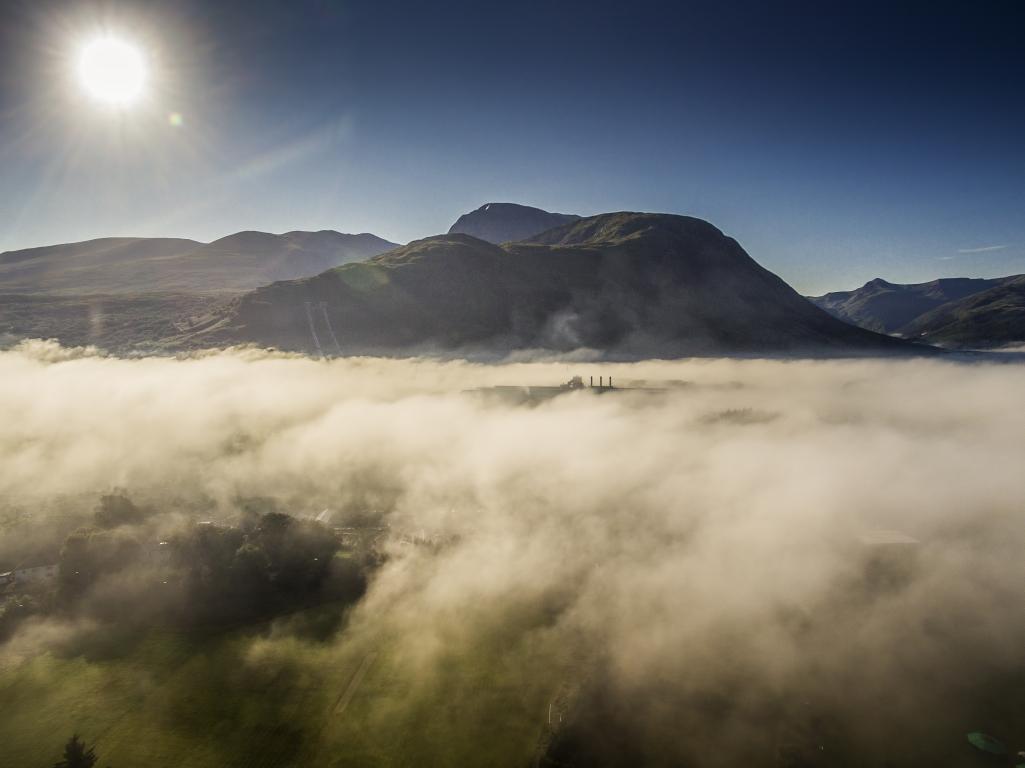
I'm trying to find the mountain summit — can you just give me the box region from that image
[182,212,921,357]
[447,203,580,244]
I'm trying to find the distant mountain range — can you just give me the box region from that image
[7,203,1020,356]
[0,229,398,350]
[0,230,397,295]
[809,276,1025,347]
[180,212,915,357]
[448,202,580,244]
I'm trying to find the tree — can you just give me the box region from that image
[53,734,98,768]
[93,491,145,529]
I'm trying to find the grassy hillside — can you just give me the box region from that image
[0,604,565,768]
[0,293,229,352]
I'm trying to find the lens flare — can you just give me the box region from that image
[77,37,147,105]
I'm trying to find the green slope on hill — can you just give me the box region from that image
[0,606,566,768]
[185,213,920,358]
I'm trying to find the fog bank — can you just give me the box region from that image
[3,340,1025,765]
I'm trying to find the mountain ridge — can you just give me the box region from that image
[0,230,398,296]
[809,274,1025,346]
[179,212,924,358]
[901,275,1025,347]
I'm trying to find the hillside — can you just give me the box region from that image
[0,293,230,351]
[808,276,1015,334]
[901,275,1025,347]
[181,212,923,357]
[809,275,1025,348]
[0,230,398,296]
[447,202,580,244]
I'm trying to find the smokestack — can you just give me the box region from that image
[600,376,603,389]
[609,376,613,389]
[590,376,593,388]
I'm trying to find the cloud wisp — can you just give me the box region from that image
[956,244,1009,254]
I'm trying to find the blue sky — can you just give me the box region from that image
[1,0,1023,294]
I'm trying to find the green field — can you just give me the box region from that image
[0,603,566,768]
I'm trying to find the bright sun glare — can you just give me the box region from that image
[77,37,146,105]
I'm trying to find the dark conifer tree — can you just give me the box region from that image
[53,734,99,768]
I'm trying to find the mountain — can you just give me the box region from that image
[179,212,923,358]
[0,230,398,296]
[0,230,399,352]
[809,276,1014,334]
[808,275,1025,347]
[447,203,580,244]
[900,275,1025,347]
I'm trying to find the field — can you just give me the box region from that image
[0,602,564,768]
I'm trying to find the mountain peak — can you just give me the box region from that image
[448,202,581,244]
[864,277,895,289]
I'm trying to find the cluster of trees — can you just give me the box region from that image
[54,491,150,600]
[171,511,344,623]
[0,491,372,645]
[53,498,359,626]
[92,491,149,529]
[58,527,142,601]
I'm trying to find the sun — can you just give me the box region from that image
[77,37,147,105]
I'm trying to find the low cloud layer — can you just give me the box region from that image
[3,341,1025,764]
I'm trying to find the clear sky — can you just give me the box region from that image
[1,0,1023,294]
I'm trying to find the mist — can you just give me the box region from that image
[3,340,1025,765]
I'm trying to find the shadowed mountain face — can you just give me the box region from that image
[809,277,1013,334]
[809,275,1025,347]
[0,230,398,296]
[901,275,1025,347]
[184,212,921,358]
[447,202,580,244]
